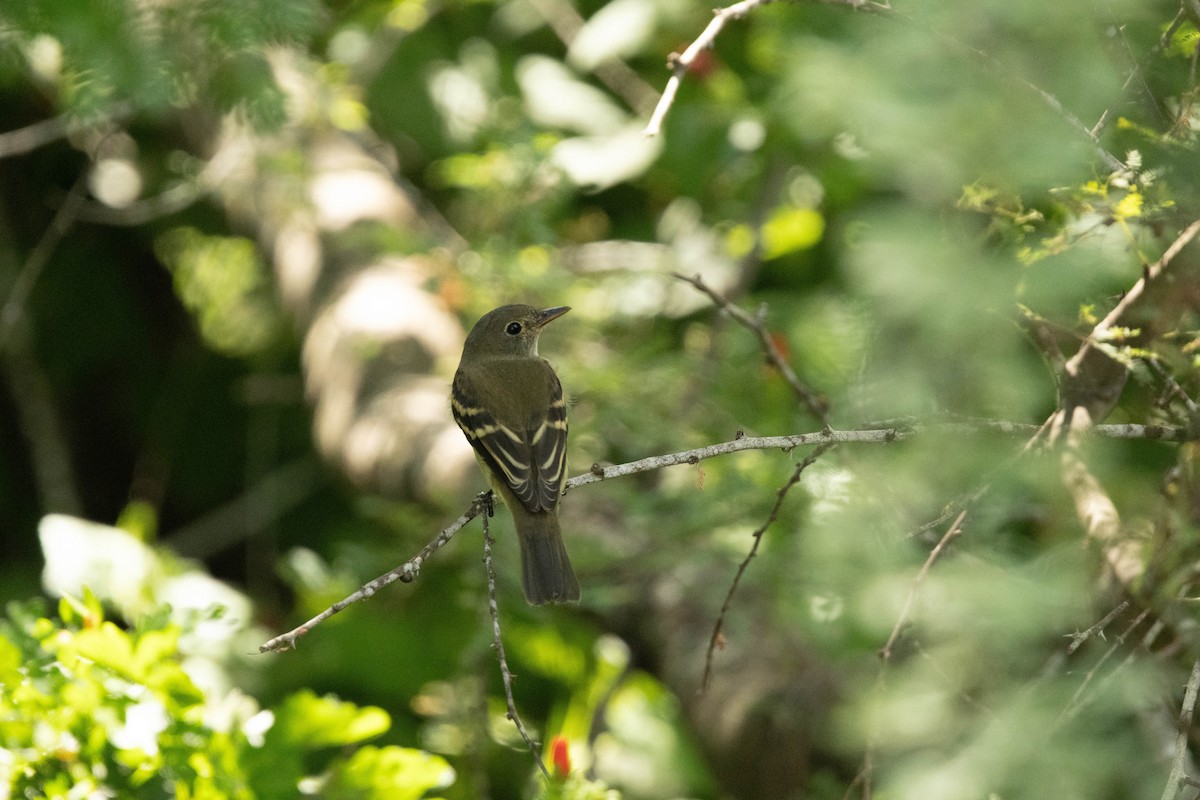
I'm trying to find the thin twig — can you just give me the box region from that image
[0,114,76,159]
[568,420,1193,494]
[1051,217,1200,442]
[1057,607,1152,726]
[841,759,872,800]
[0,174,91,515]
[0,174,89,354]
[1031,600,1136,697]
[76,181,204,226]
[1013,73,1125,173]
[1160,657,1200,800]
[1066,599,1131,656]
[1072,218,1200,376]
[0,103,133,160]
[701,444,834,690]
[673,271,829,423]
[879,509,967,662]
[77,131,261,227]
[258,494,490,652]
[644,0,774,137]
[482,507,551,778]
[902,473,1002,542]
[1061,436,1136,584]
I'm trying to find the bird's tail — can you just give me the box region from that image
[515,511,580,605]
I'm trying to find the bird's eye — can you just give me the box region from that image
[505,322,522,336]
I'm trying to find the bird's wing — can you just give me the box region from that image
[451,363,566,513]
[527,373,568,510]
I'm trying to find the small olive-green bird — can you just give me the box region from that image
[451,304,580,605]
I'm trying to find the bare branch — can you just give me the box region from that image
[879,510,967,662]
[1055,218,1200,433]
[1066,599,1131,657]
[0,173,91,516]
[673,271,830,423]
[1011,73,1125,173]
[0,114,76,159]
[1032,599,1135,688]
[1061,440,1138,585]
[75,181,204,226]
[258,494,490,652]
[644,0,891,136]
[1075,218,1200,369]
[0,174,89,354]
[569,421,1193,495]
[260,419,1195,651]
[1057,607,1154,727]
[644,0,774,137]
[1160,657,1200,800]
[482,508,551,779]
[702,443,833,689]
[1047,220,1200,589]
[0,103,130,159]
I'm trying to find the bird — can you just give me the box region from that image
[451,304,580,604]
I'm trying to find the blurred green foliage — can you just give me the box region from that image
[2,0,1200,797]
[0,590,453,799]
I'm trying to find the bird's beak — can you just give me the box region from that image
[535,306,571,328]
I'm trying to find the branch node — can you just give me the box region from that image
[476,490,495,518]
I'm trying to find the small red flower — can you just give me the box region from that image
[549,736,571,780]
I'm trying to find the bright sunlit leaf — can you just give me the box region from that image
[761,205,824,259]
[272,689,391,747]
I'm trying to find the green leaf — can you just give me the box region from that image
[326,746,455,800]
[74,621,136,677]
[761,205,824,259]
[0,635,21,687]
[273,689,391,747]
